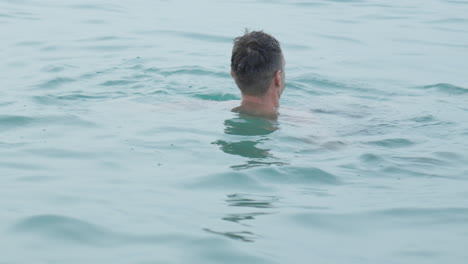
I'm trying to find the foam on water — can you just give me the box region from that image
[1,0,468,263]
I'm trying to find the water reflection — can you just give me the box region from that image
[222,212,271,226]
[230,160,286,170]
[226,193,279,209]
[223,116,278,136]
[202,228,256,243]
[212,139,270,159]
[213,115,287,169]
[204,116,284,243]
[203,194,279,243]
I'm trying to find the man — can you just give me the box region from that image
[230,30,285,119]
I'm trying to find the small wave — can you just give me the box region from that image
[77,35,129,42]
[290,74,380,95]
[37,77,75,89]
[311,108,365,118]
[138,30,232,43]
[324,0,363,3]
[0,13,13,18]
[0,101,14,107]
[25,148,98,159]
[56,94,108,101]
[328,19,360,24]
[282,42,311,50]
[392,156,448,166]
[203,228,256,243]
[0,161,46,170]
[174,31,232,43]
[316,34,364,44]
[183,171,272,191]
[433,151,466,162]
[16,175,57,182]
[0,11,39,22]
[226,193,279,209]
[45,115,97,127]
[0,115,35,128]
[427,17,468,24]
[145,66,229,78]
[417,83,468,95]
[10,215,179,246]
[100,80,137,86]
[83,45,132,51]
[222,212,272,224]
[292,207,468,231]
[361,14,409,20]
[34,90,127,104]
[0,114,96,130]
[291,2,329,7]
[293,75,350,90]
[359,153,385,164]
[41,64,75,73]
[11,215,119,245]
[14,41,42,46]
[394,38,468,48]
[32,95,63,105]
[365,138,415,148]
[68,4,124,13]
[81,19,106,24]
[382,166,448,179]
[444,0,468,4]
[285,81,325,95]
[254,166,340,185]
[193,93,239,101]
[409,115,436,123]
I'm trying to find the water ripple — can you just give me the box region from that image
[293,207,468,231]
[193,93,239,101]
[222,212,272,225]
[365,138,416,148]
[291,74,382,95]
[0,115,34,128]
[312,108,365,118]
[392,156,449,166]
[254,166,340,185]
[203,228,256,243]
[100,80,137,86]
[145,66,229,78]
[138,30,232,43]
[226,193,279,209]
[10,214,180,246]
[0,161,46,170]
[25,148,99,159]
[409,115,436,123]
[316,34,364,44]
[183,171,271,191]
[68,4,124,13]
[37,77,75,89]
[418,83,468,95]
[0,115,96,130]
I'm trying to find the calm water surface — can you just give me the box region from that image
[1,0,468,263]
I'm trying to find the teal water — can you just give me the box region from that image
[1,0,468,263]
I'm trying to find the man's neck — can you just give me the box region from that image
[232,93,280,119]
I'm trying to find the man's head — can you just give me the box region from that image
[231,31,285,97]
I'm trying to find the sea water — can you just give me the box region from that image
[1,0,468,263]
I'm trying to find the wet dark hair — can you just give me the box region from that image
[231,30,283,96]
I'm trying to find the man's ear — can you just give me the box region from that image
[274,70,282,87]
[230,71,234,78]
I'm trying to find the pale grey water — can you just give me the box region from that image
[1,0,468,263]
